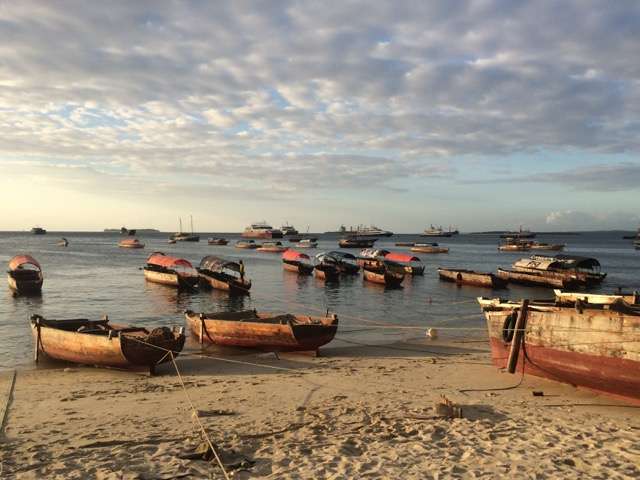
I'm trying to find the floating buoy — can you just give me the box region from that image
[426,328,438,339]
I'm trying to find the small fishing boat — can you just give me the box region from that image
[57,237,69,247]
[184,309,339,353]
[339,236,377,248]
[395,242,415,247]
[207,238,229,245]
[356,249,390,268]
[118,238,145,249]
[477,296,640,403]
[295,239,318,248]
[282,250,314,275]
[281,223,299,236]
[362,259,405,288]
[30,227,47,235]
[438,268,507,288]
[168,239,177,244]
[554,289,639,306]
[143,252,199,289]
[30,314,185,374]
[325,251,360,274]
[498,239,531,251]
[7,255,43,294]
[197,256,251,294]
[529,242,565,251]
[235,240,258,249]
[499,226,536,239]
[256,241,288,253]
[384,252,424,275]
[508,255,606,288]
[314,253,341,282]
[410,243,449,254]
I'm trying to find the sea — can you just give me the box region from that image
[1,231,638,371]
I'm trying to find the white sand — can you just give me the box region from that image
[1,339,639,479]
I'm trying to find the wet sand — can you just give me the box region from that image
[1,339,639,479]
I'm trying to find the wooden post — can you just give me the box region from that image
[34,323,40,363]
[507,299,529,374]
[199,316,204,345]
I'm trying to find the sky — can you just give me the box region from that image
[1,1,639,232]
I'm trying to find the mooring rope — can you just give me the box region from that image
[0,370,17,433]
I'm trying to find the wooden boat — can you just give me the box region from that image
[395,242,415,247]
[384,252,424,275]
[235,240,258,249]
[339,236,377,248]
[57,237,69,247]
[295,239,318,248]
[529,242,565,251]
[143,252,199,289]
[325,251,360,274]
[362,259,405,288]
[257,241,288,253]
[282,250,314,275]
[197,256,251,294]
[184,309,339,353]
[410,243,449,254]
[438,268,507,288]
[31,227,47,235]
[118,237,145,249]
[510,255,606,287]
[554,289,639,306]
[168,239,177,244]
[498,238,531,251]
[314,254,341,282]
[477,297,640,403]
[30,314,185,374]
[7,255,43,294]
[496,268,575,289]
[356,249,390,267]
[207,238,229,245]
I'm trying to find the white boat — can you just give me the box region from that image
[421,225,452,237]
[242,221,283,239]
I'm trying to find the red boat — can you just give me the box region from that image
[7,255,43,294]
[478,296,640,404]
[184,309,338,353]
[282,250,314,275]
[384,252,425,275]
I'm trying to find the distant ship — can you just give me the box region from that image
[31,227,47,235]
[325,225,393,237]
[500,226,536,239]
[242,221,283,239]
[421,225,454,237]
[170,216,200,242]
[281,223,299,236]
[104,227,160,233]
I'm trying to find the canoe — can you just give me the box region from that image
[362,260,405,288]
[384,252,424,275]
[7,255,43,294]
[554,290,639,306]
[197,256,251,294]
[410,243,449,254]
[143,252,199,289]
[477,297,640,403]
[208,238,229,245]
[31,314,185,374]
[438,268,507,288]
[184,309,339,353]
[496,268,575,289]
[282,250,314,275]
[119,238,145,249]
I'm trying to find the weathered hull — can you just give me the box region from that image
[283,261,314,275]
[438,269,506,288]
[339,239,376,248]
[410,246,449,253]
[480,303,640,403]
[496,268,574,289]
[314,266,340,282]
[363,269,404,287]
[208,240,229,245]
[235,243,258,249]
[498,245,530,251]
[554,290,638,305]
[31,322,185,369]
[185,312,338,351]
[7,273,43,294]
[143,269,198,289]
[119,243,144,248]
[257,246,288,253]
[199,272,251,294]
[513,267,605,287]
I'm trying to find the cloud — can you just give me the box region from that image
[545,209,640,230]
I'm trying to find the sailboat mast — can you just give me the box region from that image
[179,217,182,234]
[191,215,194,234]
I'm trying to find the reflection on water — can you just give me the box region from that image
[1,230,639,370]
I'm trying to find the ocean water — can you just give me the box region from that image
[0,231,638,370]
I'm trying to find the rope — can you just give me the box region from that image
[1,370,17,432]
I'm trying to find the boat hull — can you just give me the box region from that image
[7,272,43,294]
[480,303,640,403]
[314,266,340,282]
[439,269,507,288]
[363,268,404,288]
[283,261,314,275]
[143,269,198,289]
[199,272,251,294]
[496,268,575,289]
[410,246,449,254]
[185,311,338,352]
[242,230,283,239]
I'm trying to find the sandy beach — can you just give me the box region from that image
[1,337,639,479]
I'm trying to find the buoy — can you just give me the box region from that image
[426,328,438,339]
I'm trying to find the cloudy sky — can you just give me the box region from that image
[1,1,639,232]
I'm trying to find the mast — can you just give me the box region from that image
[191,215,194,234]
[179,217,183,234]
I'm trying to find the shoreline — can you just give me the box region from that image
[1,337,639,479]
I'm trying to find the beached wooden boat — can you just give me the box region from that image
[438,268,507,288]
[30,314,185,374]
[477,297,640,403]
[235,240,258,249]
[184,309,339,353]
[197,256,251,294]
[57,237,69,247]
[362,260,405,288]
[554,289,639,306]
[496,268,574,289]
[324,251,360,274]
[510,255,606,287]
[339,236,377,248]
[118,238,145,249]
[282,250,314,275]
[256,241,288,253]
[7,255,43,294]
[410,243,449,254]
[385,252,424,275]
[143,252,199,289]
[529,242,565,251]
[314,254,341,282]
[207,238,229,245]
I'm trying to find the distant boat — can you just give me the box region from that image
[338,236,377,248]
[57,238,69,247]
[498,238,531,252]
[281,223,299,236]
[235,240,258,249]
[411,243,449,254]
[256,241,288,253]
[421,225,452,237]
[31,227,47,235]
[294,239,318,248]
[7,255,43,294]
[324,224,393,237]
[118,238,145,249]
[242,221,283,239]
[500,226,536,239]
[170,216,200,242]
[529,242,565,251]
[207,238,229,245]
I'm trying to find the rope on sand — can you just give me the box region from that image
[0,370,17,433]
